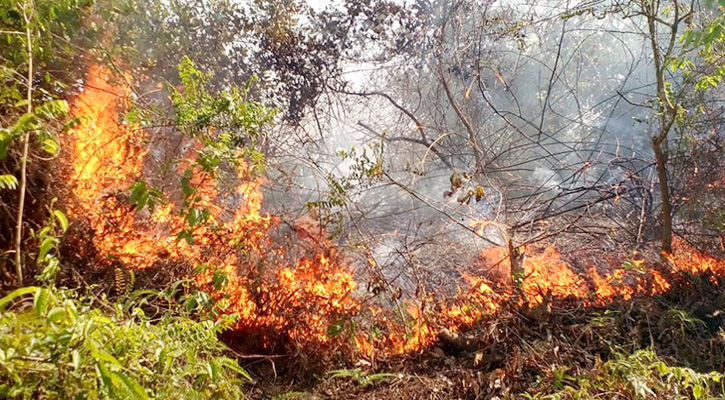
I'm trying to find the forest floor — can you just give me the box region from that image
[247,272,725,399]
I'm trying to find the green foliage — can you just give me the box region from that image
[0,99,67,159]
[0,0,95,89]
[128,180,165,213]
[0,174,18,190]
[141,58,277,243]
[522,348,725,399]
[31,199,68,284]
[705,0,725,8]
[666,309,708,337]
[677,5,725,92]
[168,56,275,177]
[306,141,386,236]
[0,285,251,399]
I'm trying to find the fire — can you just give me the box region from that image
[522,246,590,304]
[61,65,725,358]
[67,66,144,205]
[64,66,359,352]
[463,239,722,310]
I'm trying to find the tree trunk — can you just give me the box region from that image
[507,234,524,290]
[652,138,673,254]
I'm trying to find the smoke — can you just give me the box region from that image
[264,0,703,299]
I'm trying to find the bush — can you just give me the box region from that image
[523,348,725,399]
[0,285,250,399]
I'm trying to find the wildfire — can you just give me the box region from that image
[62,65,725,358]
[64,66,359,352]
[462,239,723,310]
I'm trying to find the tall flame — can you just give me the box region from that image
[64,66,359,352]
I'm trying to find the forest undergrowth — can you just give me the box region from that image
[4,257,725,399]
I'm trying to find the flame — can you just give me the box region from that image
[64,66,359,352]
[463,239,721,310]
[67,66,144,206]
[61,65,725,358]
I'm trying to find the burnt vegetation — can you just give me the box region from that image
[1,0,725,399]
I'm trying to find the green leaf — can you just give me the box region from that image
[53,210,69,232]
[34,287,50,315]
[38,236,56,261]
[218,357,253,382]
[208,359,220,380]
[38,257,61,283]
[0,286,38,311]
[92,350,122,367]
[71,349,81,370]
[35,100,69,120]
[38,226,52,240]
[47,306,67,323]
[212,270,228,290]
[129,180,146,204]
[0,129,13,159]
[11,112,40,135]
[115,371,149,400]
[97,362,114,393]
[328,318,346,336]
[42,137,59,155]
[0,174,18,190]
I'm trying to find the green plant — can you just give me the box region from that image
[521,348,725,399]
[128,180,165,213]
[144,57,276,244]
[168,56,274,178]
[551,366,575,390]
[306,140,386,237]
[0,284,251,399]
[31,198,68,284]
[666,309,707,337]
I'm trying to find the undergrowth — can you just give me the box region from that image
[0,283,251,399]
[523,348,725,399]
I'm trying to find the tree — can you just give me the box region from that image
[103,0,346,125]
[320,0,658,286]
[633,0,724,254]
[304,0,725,294]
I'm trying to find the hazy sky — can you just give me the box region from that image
[305,0,329,11]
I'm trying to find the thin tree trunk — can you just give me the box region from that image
[653,139,673,254]
[14,2,33,286]
[645,0,679,255]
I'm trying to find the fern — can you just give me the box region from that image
[0,174,18,190]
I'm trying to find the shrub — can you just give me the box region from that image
[0,285,250,399]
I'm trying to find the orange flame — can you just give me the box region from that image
[64,66,359,352]
[62,65,725,358]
